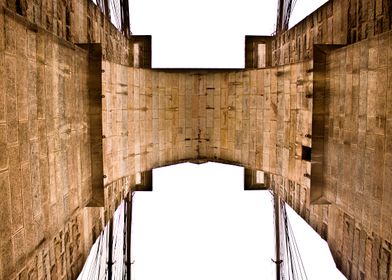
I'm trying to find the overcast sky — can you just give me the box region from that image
[132,163,346,280]
[133,163,275,280]
[129,0,328,68]
[78,163,346,280]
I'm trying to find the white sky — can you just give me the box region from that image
[129,0,328,68]
[131,162,346,280]
[289,0,329,29]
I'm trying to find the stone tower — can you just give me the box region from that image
[0,0,391,279]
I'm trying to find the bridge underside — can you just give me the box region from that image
[0,0,392,279]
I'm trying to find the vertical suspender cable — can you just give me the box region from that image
[108,217,113,280]
[126,192,133,280]
[120,0,131,37]
[274,193,281,280]
[103,0,110,18]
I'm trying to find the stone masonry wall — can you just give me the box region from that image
[101,62,314,220]
[0,8,104,280]
[0,1,264,279]
[322,30,392,279]
[0,0,137,278]
[1,0,392,279]
[100,65,315,175]
[4,0,132,64]
[101,51,392,279]
[272,0,392,66]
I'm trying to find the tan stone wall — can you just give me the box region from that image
[101,62,313,215]
[1,0,391,279]
[0,1,135,278]
[272,0,392,66]
[0,8,104,280]
[198,65,313,181]
[322,30,392,279]
[100,55,392,279]
[1,0,315,279]
[4,0,132,64]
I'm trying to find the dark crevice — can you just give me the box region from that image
[16,0,23,15]
[301,145,311,162]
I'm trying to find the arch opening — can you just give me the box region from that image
[78,162,345,280]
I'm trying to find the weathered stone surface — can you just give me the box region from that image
[323,30,392,279]
[272,0,392,66]
[0,6,104,280]
[1,1,392,280]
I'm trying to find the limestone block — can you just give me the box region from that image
[5,55,18,143]
[0,238,14,278]
[0,170,11,240]
[0,125,7,170]
[5,17,16,54]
